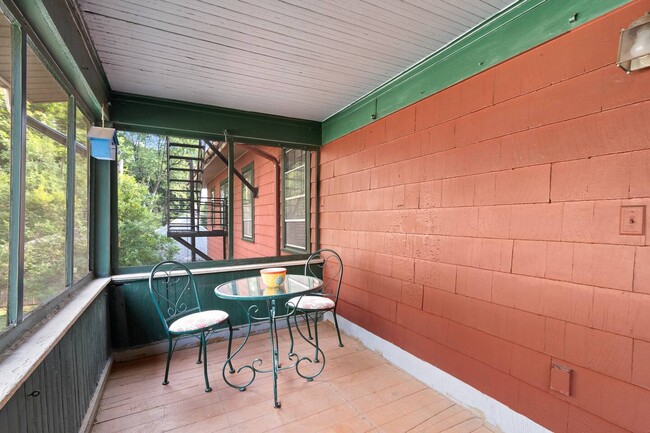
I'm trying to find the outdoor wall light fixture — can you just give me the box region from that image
[617,12,650,72]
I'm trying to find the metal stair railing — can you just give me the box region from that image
[166,139,229,237]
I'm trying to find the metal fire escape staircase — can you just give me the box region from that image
[166,140,227,261]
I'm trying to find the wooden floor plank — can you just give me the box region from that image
[91,323,497,433]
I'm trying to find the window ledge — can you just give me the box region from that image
[112,258,310,283]
[282,247,308,255]
[0,277,111,408]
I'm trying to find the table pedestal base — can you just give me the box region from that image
[222,298,325,408]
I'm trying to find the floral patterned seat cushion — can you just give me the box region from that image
[287,295,335,311]
[169,310,229,333]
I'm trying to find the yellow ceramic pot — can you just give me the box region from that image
[260,267,286,287]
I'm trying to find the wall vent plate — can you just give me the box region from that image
[550,363,572,396]
[620,205,645,235]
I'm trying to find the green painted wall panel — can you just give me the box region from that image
[322,0,632,144]
[0,290,110,433]
[110,264,319,349]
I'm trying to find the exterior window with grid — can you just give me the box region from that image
[241,164,254,240]
[282,149,309,251]
[219,179,228,227]
[0,19,92,338]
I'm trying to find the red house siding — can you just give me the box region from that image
[319,2,650,432]
[206,146,317,260]
[206,148,280,260]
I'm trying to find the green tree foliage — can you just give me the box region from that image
[117,131,179,266]
[117,173,177,266]
[23,102,68,304]
[0,99,69,326]
[118,132,166,212]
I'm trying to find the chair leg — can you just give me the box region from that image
[201,332,212,392]
[332,311,344,347]
[305,313,313,340]
[163,336,173,385]
[274,319,281,366]
[313,313,320,363]
[197,336,203,364]
[226,320,235,374]
[286,314,295,354]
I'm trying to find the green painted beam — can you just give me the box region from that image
[322,0,632,144]
[7,22,26,326]
[10,0,109,120]
[110,93,322,149]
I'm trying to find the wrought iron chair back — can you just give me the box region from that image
[148,260,233,393]
[304,248,343,303]
[291,248,344,349]
[149,261,202,332]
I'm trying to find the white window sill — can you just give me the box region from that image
[111,258,310,282]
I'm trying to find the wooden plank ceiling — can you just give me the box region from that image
[79,0,513,121]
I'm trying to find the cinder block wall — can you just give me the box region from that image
[319,2,650,432]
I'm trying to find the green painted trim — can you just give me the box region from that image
[93,160,110,277]
[110,93,322,148]
[9,0,108,120]
[322,0,632,143]
[227,139,234,259]
[65,95,75,287]
[7,22,26,326]
[241,162,255,242]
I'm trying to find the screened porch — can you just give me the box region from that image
[1,1,650,433]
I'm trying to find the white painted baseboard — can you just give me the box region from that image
[324,312,551,433]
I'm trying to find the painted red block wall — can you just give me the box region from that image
[320,1,650,432]
[206,148,281,260]
[206,146,317,260]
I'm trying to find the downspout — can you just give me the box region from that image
[240,145,281,257]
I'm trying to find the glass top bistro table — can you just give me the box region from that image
[214,274,324,408]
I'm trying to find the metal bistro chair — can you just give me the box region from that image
[287,249,344,361]
[148,261,233,392]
